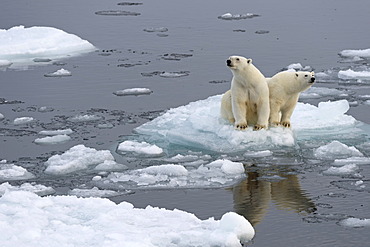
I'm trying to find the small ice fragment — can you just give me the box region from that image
[339,48,370,58]
[218,13,260,20]
[0,182,55,196]
[44,68,71,77]
[117,140,164,157]
[39,128,73,136]
[0,113,4,120]
[13,117,34,125]
[159,71,190,78]
[339,217,370,228]
[34,134,71,145]
[143,27,168,32]
[95,10,141,16]
[338,69,370,80]
[69,114,102,122]
[322,164,359,176]
[0,163,35,180]
[113,88,152,96]
[314,141,363,159]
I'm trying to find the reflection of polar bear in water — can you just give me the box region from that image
[221,70,315,128]
[221,56,270,131]
[268,71,315,127]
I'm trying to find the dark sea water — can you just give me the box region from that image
[1,0,370,246]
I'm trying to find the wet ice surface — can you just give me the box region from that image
[1,0,370,246]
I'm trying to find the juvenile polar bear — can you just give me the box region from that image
[221,56,270,130]
[268,71,315,127]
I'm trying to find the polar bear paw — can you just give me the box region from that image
[281,121,291,128]
[270,121,281,127]
[235,122,248,130]
[253,124,266,131]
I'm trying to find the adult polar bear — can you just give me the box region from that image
[221,68,316,128]
[268,71,315,127]
[221,56,270,131]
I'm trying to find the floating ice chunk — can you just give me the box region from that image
[210,212,255,246]
[34,134,71,145]
[0,182,55,196]
[0,26,95,66]
[322,164,359,176]
[0,60,12,70]
[38,106,54,112]
[0,163,35,180]
[136,95,357,153]
[94,160,128,171]
[339,48,370,58]
[95,10,140,16]
[13,116,34,125]
[68,114,102,122]
[113,88,152,96]
[218,12,260,20]
[117,140,164,157]
[333,156,370,166]
[68,187,128,198]
[286,63,311,71]
[338,69,370,80]
[98,159,245,189]
[159,71,190,78]
[339,217,370,228]
[39,128,73,136]
[0,191,254,247]
[314,141,363,160]
[44,68,71,77]
[0,113,4,120]
[44,144,115,175]
[244,150,273,158]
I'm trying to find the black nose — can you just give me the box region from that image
[311,77,315,83]
[226,59,231,66]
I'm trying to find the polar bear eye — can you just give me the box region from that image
[236,58,240,61]
[304,75,308,77]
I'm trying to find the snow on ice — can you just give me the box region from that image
[0,190,254,247]
[135,95,358,153]
[0,26,95,68]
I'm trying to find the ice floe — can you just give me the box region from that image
[0,162,35,181]
[0,26,95,67]
[117,140,164,157]
[218,13,260,20]
[44,68,72,77]
[338,69,370,80]
[0,182,55,196]
[39,128,73,136]
[0,190,254,247]
[95,159,245,189]
[339,48,370,58]
[0,113,4,120]
[339,217,370,228]
[34,134,71,145]
[44,144,115,175]
[68,187,129,198]
[113,88,152,96]
[135,95,358,153]
[286,63,312,71]
[314,141,363,160]
[322,164,360,177]
[13,116,34,125]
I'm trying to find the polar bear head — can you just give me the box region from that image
[226,56,252,71]
[295,71,315,91]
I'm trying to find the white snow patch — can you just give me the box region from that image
[13,117,34,125]
[338,69,370,80]
[0,25,95,68]
[314,141,363,160]
[44,144,115,175]
[117,140,164,157]
[0,182,55,196]
[0,191,255,247]
[34,134,71,145]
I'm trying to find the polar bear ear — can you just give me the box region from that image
[295,73,299,77]
[247,59,252,64]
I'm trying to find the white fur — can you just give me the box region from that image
[268,71,315,127]
[220,56,270,130]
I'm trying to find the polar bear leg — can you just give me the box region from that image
[280,97,298,128]
[269,101,281,127]
[220,91,235,123]
[231,98,248,130]
[254,99,269,130]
